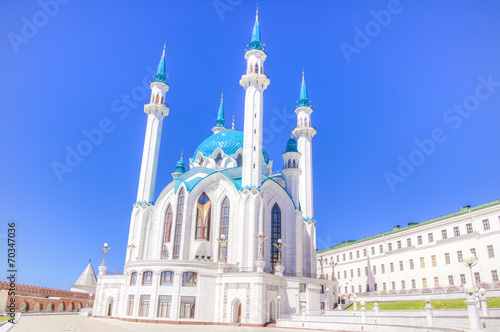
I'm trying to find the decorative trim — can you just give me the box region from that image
[222,283,251,323]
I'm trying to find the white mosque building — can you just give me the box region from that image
[93,12,336,325]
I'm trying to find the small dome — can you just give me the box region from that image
[284,137,298,153]
[192,130,270,164]
[175,159,185,173]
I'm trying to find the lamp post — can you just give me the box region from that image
[126,243,136,262]
[317,255,325,278]
[217,234,228,263]
[424,296,433,327]
[329,261,337,281]
[100,243,110,266]
[463,254,478,303]
[352,294,357,311]
[277,295,281,320]
[273,239,286,266]
[479,287,488,316]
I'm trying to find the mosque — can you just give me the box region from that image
[92,10,336,325]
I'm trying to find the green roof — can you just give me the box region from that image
[317,199,500,253]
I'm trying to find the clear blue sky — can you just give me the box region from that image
[1,1,499,290]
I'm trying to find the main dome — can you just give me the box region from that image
[192,130,270,164]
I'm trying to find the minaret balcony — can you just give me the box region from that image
[144,103,169,117]
[239,74,270,90]
[292,126,317,139]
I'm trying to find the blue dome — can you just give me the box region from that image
[192,130,270,164]
[175,159,185,173]
[284,137,298,153]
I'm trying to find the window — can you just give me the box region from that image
[420,257,425,268]
[379,245,383,253]
[431,255,437,267]
[130,272,137,286]
[445,253,450,264]
[399,261,404,271]
[417,235,423,245]
[374,283,378,291]
[441,229,447,239]
[271,204,282,268]
[401,280,406,289]
[466,223,473,234]
[407,238,412,247]
[195,193,211,240]
[448,275,454,286]
[215,153,222,166]
[453,226,460,237]
[474,272,481,284]
[320,284,325,294]
[373,265,376,275]
[157,295,172,318]
[127,295,134,316]
[363,249,367,257]
[371,247,375,255]
[492,270,499,283]
[457,250,463,263]
[483,219,490,231]
[383,282,387,291]
[357,268,361,277]
[428,233,434,242]
[391,281,396,290]
[344,270,347,278]
[350,269,353,278]
[351,285,355,293]
[173,188,185,260]
[422,278,427,288]
[411,279,416,289]
[179,296,196,319]
[236,154,242,166]
[349,252,353,260]
[182,272,197,287]
[381,264,385,274]
[338,271,340,280]
[470,248,476,257]
[388,243,392,251]
[390,262,394,273]
[139,295,150,317]
[219,197,230,262]
[365,267,368,276]
[336,255,339,262]
[300,283,306,293]
[142,271,153,286]
[343,254,346,261]
[356,251,360,258]
[160,271,173,286]
[320,302,325,310]
[460,274,466,285]
[488,245,495,258]
[358,285,362,292]
[161,205,173,259]
[409,259,414,270]
[434,277,439,287]
[397,240,402,249]
[365,285,368,292]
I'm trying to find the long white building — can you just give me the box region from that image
[317,200,500,299]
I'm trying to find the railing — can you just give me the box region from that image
[353,282,500,297]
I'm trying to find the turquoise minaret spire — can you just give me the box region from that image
[248,6,263,51]
[154,43,168,83]
[212,91,227,134]
[298,69,310,107]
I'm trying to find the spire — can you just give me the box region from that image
[249,6,263,51]
[72,261,97,287]
[232,113,235,130]
[175,151,186,174]
[215,91,226,128]
[298,68,310,107]
[154,42,168,83]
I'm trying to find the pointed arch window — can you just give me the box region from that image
[255,63,259,73]
[250,64,254,73]
[195,193,211,240]
[271,203,282,269]
[287,160,291,168]
[215,153,223,166]
[219,197,230,262]
[161,204,173,259]
[236,154,243,167]
[292,160,296,168]
[173,188,185,260]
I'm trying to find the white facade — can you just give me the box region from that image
[94,14,336,326]
[317,201,500,299]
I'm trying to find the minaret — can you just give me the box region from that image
[136,44,170,204]
[282,136,302,207]
[240,7,270,188]
[292,70,316,218]
[212,91,227,134]
[172,152,185,179]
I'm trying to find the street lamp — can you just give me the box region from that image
[100,243,110,266]
[277,295,281,320]
[326,287,330,310]
[463,254,478,304]
[217,234,228,263]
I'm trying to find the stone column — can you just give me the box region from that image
[480,296,488,317]
[425,303,433,327]
[465,298,481,331]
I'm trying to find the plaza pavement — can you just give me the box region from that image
[10,314,316,332]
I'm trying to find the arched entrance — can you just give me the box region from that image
[106,296,114,316]
[231,298,242,323]
[19,301,29,313]
[269,300,275,322]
